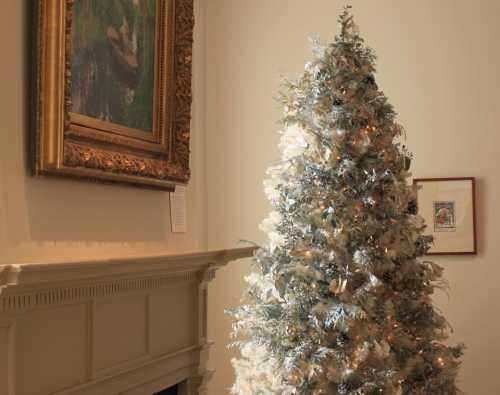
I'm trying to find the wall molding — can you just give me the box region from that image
[0,272,198,312]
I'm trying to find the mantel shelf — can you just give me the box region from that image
[0,246,257,290]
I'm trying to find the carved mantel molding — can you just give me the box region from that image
[0,247,255,289]
[0,247,256,395]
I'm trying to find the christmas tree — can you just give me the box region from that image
[229,7,463,395]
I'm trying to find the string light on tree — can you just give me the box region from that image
[229,6,463,395]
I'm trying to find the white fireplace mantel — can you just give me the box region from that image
[0,247,256,395]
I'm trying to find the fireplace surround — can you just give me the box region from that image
[153,383,178,394]
[0,247,255,395]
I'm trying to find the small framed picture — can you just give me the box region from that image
[413,177,477,255]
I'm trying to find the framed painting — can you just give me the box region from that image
[414,177,477,255]
[32,0,194,190]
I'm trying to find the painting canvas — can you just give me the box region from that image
[33,0,194,190]
[71,0,156,132]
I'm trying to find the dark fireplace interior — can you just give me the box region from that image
[153,384,178,395]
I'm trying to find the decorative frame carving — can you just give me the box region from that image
[32,0,194,190]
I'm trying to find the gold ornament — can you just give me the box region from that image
[309,329,322,344]
[286,324,299,338]
[434,356,446,368]
[353,201,364,219]
[287,368,304,385]
[329,278,347,294]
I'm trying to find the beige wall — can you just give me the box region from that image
[206,1,500,394]
[0,0,207,265]
[2,0,500,394]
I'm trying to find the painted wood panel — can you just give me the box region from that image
[93,295,149,374]
[16,304,89,395]
[150,283,198,356]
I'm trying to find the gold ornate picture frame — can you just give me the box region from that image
[32,0,194,190]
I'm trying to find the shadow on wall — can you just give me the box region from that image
[0,0,168,252]
[23,179,169,243]
[474,178,487,255]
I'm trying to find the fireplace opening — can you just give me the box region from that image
[153,384,178,395]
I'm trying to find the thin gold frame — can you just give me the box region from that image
[32,0,194,191]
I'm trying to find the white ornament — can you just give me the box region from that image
[259,211,282,234]
[279,124,315,161]
[244,272,282,303]
[354,131,371,155]
[289,263,324,281]
[368,273,382,287]
[232,343,297,395]
[263,178,280,203]
[335,128,348,139]
[268,231,285,251]
[353,248,371,267]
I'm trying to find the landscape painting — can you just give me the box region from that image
[70,0,157,132]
